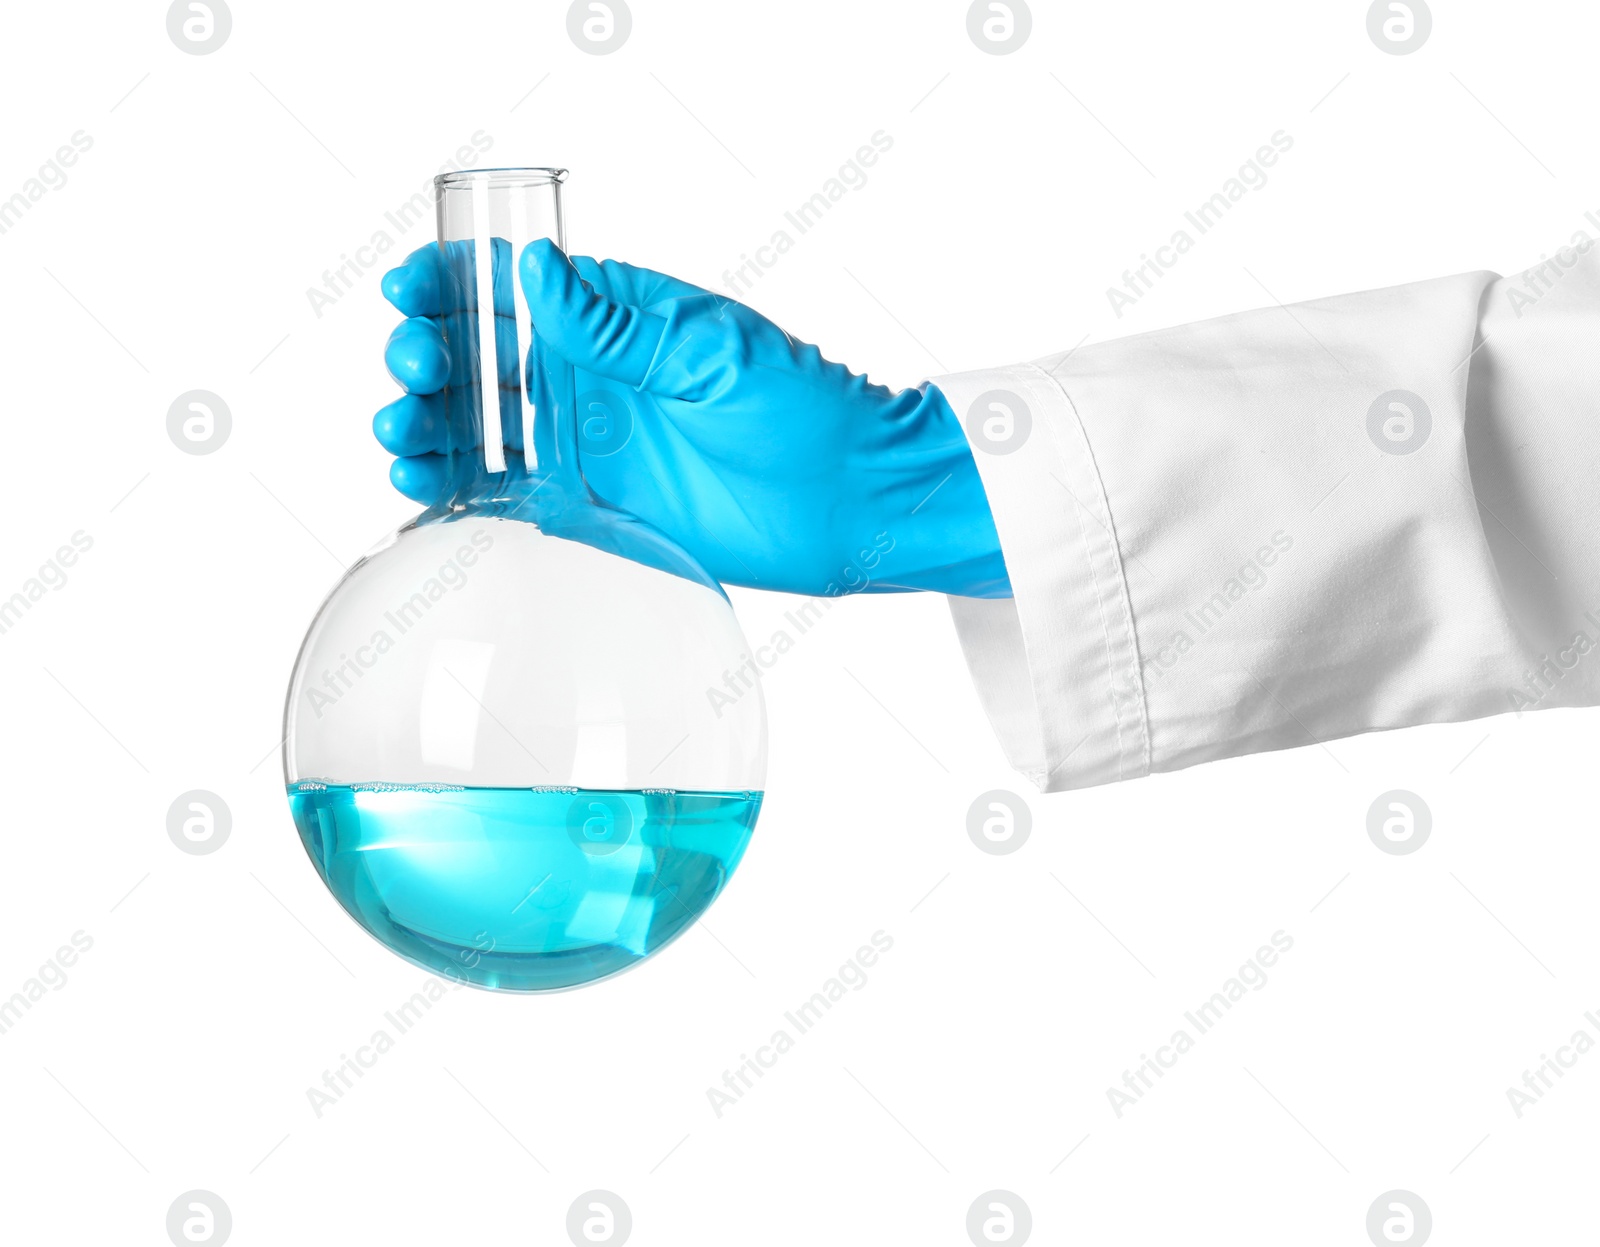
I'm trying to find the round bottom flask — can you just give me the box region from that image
[282,169,767,991]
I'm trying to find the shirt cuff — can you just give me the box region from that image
[932,364,1149,791]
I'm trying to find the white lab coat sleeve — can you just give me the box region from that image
[934,250,1600,791]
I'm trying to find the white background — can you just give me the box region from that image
[2,1,1597,1243]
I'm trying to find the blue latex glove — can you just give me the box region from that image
[376,241,1011,598]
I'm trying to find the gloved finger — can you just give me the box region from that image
[385,317,450,394]
[373,393,448,457]
[383,318,528,461]
[440,308,525,392]
[389,453,449,503]
[571,255,712,309]
[520,238,666,387]
[383,239,518,317]
[422,377,535,457]
[434,238,518,316]
[381,246,443,317]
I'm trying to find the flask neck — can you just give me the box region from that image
[422,167,584,524]
[430,335,590,521]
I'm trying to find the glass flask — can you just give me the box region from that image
[283,168,767,992]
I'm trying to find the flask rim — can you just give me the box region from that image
[435,166,568,190]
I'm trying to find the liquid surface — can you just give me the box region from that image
[288,783,762,991]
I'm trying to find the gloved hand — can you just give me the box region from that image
[375,240,1011,598]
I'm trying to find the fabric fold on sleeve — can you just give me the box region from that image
[932,365,1150,790]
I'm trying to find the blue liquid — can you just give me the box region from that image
[288,783,762,992]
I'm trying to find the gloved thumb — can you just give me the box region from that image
[519,238,666,388]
